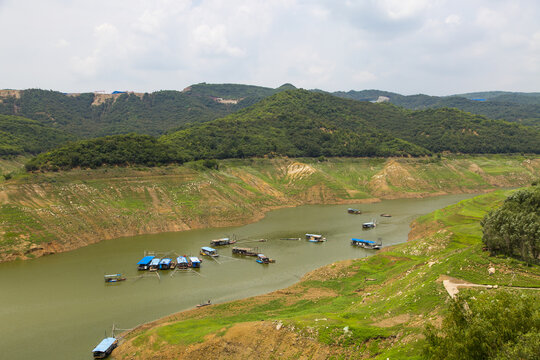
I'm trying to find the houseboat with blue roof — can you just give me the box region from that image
[158,258,172,270]
[92,337,117,358]
[137,255,155,270]
[256,254,275,264]
[189,256,202,268]
[148,257,161,271]
[200,247,219,257]
[351,238,381,250]
[176,256,189,269]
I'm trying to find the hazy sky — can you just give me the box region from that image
[1,0,538,95]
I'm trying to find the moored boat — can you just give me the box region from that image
[232,247,258,256]
[362,220,376,229]
[136,255,155,270]
[92,337,117,359]
[148,258,161,271]
[104,274,126,283]
[305,233,326,242]
[176,256,189,269]
[348,208,362,214]
[158,258,172,270]
[200,246,219,257]
[210,237,237,246]
[189,256,202,268]
[380,213,392,217]
[351,238,381,250]
[256,254,275,264]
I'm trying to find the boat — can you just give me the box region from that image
[362,220,376,229]
[104,274,126,283]
[189,256,202,268]
[196,300,212,308]
[305,233,326,242]
[158,258,172,270]
[351,238,382,250]
[200,246,219,257]
[176,256,189,269]
[348,208,362,214]
[380,213,392,217]
[210,237,237,246]
[92,337,118,359]
[148,258,161,271]
[136,255,155,270]
[256,254,275,264]
[232,247,258,256]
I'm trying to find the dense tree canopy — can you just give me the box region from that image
[424,291,540,360]
[0,114,74,156]
[481,184,540,264]
[25,134,184,171]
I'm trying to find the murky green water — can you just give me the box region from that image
[0,193,477,359]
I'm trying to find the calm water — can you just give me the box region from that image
[0,193,477,359]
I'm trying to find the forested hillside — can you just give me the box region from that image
[335,90,540,127]
[161,89,430,160]
[0,86,290,138]
[24,90,540,171]
[0,114,73,156]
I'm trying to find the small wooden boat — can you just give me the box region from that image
[136,255,155,270]
[351,238,382,250]
[197,300,212,308]
[362,220,376,229]
[348,208,362,214]
[232,247,258,256]
[210,237,237,246]
[92,337,118,359]
[256,254,275,264]
[380,214,392,217]
[200,247,219,257]
[305,233,326,242]
[104,274,126,283]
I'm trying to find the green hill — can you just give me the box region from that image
[161,89,430,160]
[372,106,540,154]
[0,114,74,156]
[0,86,292,139]
[334,90,540,127]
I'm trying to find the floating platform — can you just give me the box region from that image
[136,256,155,270]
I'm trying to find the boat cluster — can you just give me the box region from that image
[137,255,202,271]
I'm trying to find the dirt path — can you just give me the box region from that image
[441,276,540,298]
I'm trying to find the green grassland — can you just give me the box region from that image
[113,189,540,360]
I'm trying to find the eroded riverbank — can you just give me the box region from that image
[1,156,538,263]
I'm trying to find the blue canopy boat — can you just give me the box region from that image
[148,258,161,271]
[351,238,381,250]
[176,256,189,269]
[189,256,202,268]
[256,254,275,264]
[158,258,172,270]
[136,255,155,270]
[92,337,117,359]
[200,247,219,257]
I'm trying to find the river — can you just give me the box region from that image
[0,193,477,359]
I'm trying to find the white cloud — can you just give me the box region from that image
[0,0,538,94]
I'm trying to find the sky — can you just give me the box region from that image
[0,0,538,95]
